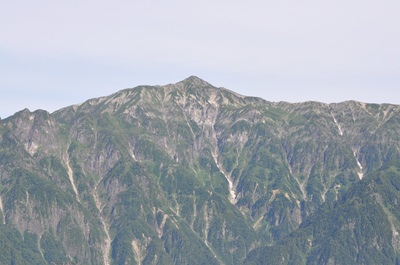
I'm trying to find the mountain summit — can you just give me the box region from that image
[1,77,400,264]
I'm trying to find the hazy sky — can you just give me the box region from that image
[1,1,400,118]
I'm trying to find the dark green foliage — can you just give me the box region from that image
[161,219,219,265]
[40,232,69,263]
[0,226,47,265]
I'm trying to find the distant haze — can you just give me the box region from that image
[1,0,400,118]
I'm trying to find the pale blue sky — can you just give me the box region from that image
[1,0,400,118]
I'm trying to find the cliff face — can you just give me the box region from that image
[1,76,400,264]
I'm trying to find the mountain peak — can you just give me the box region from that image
[179,75,213,87]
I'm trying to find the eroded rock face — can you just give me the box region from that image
[1,76,400,264]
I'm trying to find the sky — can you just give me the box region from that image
[1,0,400,118]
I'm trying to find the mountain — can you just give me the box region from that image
[0,76,399,264]
[244,159,400,265]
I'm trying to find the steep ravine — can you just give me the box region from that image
[93,185,111,265]
[211,150,237,204]
[64,151,80,202]
[211,121,238,204]
[0,196,4,224]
